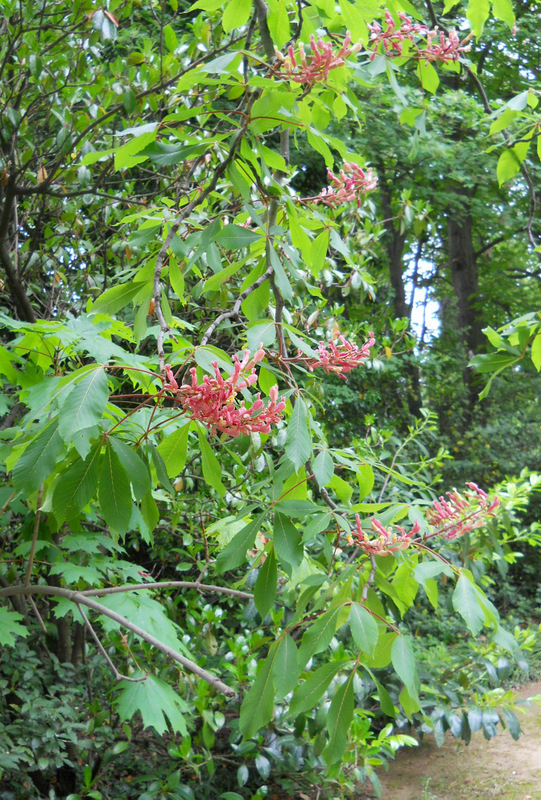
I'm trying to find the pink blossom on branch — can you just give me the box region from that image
[164,349,286,437]
[368,10,472,63]
[350,515,421,557]
[313,162,378,208]
[425,482,500,540]
[304,332,375,379]
[274,32,362,86]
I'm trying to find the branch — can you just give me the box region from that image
[81,580,253,600]
[76,603,145,683]
[0,584,237,697]
[25,485,43,585]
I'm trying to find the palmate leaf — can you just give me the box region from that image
[0,607,29,647]
[58,367,109,444]
[116,673,188,735]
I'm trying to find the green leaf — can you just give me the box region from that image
[357,463,374,499]
[216,224,261,249]
[391,635,420,702]
[267,0,290,47]
[290,661,348,716]
[492,0,515,28]
[215,514,266,573]
[322,672,354,764]
[157,424,191,478]
[141,490,159,536]
[198,429,226,496]
[467,0,489,36]
[298,602,346,669]
[417,60,439,94]
[312,450,334,487]
[91,281,151,316]
[0,607,29,646]
[58,368,109,444]
[531,333,541,371]
[497,148,521,186]
[12,420,64,494]
[163,24,178,51]
[273,634,298,699]
[452,573,485,635]
[349,603,379,656]
[52,442,101,523]
[99,441,133,534]
[109,439,151,501]
[285,399,311,472]
[222,0,252,32]
[274,512,304,572]
[254,547,277,618]
[117,674,188,735]
[239,643,279,738]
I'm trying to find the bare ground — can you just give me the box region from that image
[376,683,541,800]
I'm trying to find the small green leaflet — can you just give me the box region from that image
[312,450,334,487]
[215,513,266,573]
[157,423,190,478]
[197,428,226,496]
[391,635,420,704]
[322,671,355,764]
[285,398,311,472]
[452,573,485,635]
[99,440,133,534]
[290,660,348,716]
[349,603,379,656]
[215,224,261,249]
[531,334,541,371]
[109,438,151,501]
[298,602,346,670]
[0,607,29,647]
[90,280,151,315]
[12,419,64,495]
[467,0,490,36]
[58,368,108,444]
[222,0,252,32]
[52,441,101,523]
[272,634,298,700]
[116,673,188,735]
[239,643,279,739]
[273,512,303,572]
[254,547,277,618]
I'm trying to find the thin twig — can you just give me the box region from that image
[25,485,43,585]
[77,603,145,682]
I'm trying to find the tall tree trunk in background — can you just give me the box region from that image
[447,210,485,413]
[378,166,422,416]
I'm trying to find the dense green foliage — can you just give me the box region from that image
[1,0,540,798]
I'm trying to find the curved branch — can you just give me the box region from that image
[0,584,237,697]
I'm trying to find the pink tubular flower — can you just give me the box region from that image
[164,349,286,437]
[368,10,471,63]
[315,162,378,208]
[425,482,500,540]
[274,32,362,86]
[351,515,421,557]
[304,332,375,379]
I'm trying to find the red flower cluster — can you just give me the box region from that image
[351,515,421,557]
[368,10,472,62]
[425,482,500,540]
[315,162,378,208]
[349,483,499,558]
[304,333,375,379]
[274,32,361,86]
[164,349,286,437]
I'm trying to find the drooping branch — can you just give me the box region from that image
[0,584,237,697]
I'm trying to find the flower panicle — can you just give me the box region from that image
[314,162,378,208]
[350,514,421,557]
[164,348,285,437]
[368,10,472,62]
[426,482,500,540]
[304,332,375,379]
[274,32,362,86]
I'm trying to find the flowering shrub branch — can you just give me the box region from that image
[349,483,499,557]
[312,163,378,208]
[301,332,375,379]
[164,349,286,437]
[368,10,472,62]
[274,32,361,86]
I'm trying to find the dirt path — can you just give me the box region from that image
[376,683,541,800]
